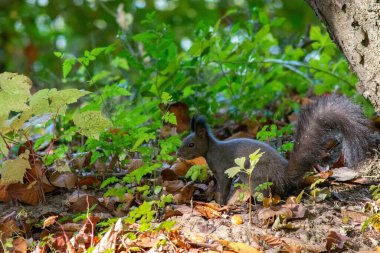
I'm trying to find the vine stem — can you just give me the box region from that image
[248,173,252,224]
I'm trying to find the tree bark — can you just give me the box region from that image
[305,0,380,113]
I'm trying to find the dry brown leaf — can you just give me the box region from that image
[259,234,284,247]
[231,214,244,225]
[325,231,349,251]
[227,188,250,205]
[173,182,195,204]
[50,172,77,189]
[341,209,369,223]
[0,218,20,242]
[319,170,334,179]
[187,157,208,166]
[128,159,144,172]
[258,207,292,225]
[161,167,180,180]
[169,230,191,250]
[7,182,41,205]
[42,215,58,229]
[286,196,298,204]
[193,201,222,219]
[12,237,28,253]
[163,180,185,193]
[0,184,11,202]
[62,223,83,232]
[163,206,183,220]
[77,176,101,187]
[168,102,190,133]
[263,195,281,208]
[282,203,307,219]
[170,161,191,176]
[218,240,260,253]
[70,195,110,213]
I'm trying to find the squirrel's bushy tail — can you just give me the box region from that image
[287,94,372,183]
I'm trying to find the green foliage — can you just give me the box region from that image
[256,124,294,153]
[226,149,265,178]
[125,195,174,232]
[369,185,380,201]
[73,111,112,140]
[226,149,265,223]
[185,165,210,182]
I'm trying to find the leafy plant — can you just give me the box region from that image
[225,149,265,224]
[185,165,210,182]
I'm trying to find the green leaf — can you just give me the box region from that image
[161,92,172,105]
[225,166,241,178]
[73,111,112,139]
[234,157,246,169]
[132,32,157,43]
[0,151,31,184]
[63,58,76,78]
[162,112,176,125]
[0,72,32,116]
[54,51,63,58]
[111,57,129,71]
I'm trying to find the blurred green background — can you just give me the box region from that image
[0,0,318,89]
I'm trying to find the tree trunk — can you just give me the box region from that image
[305,0,380,113]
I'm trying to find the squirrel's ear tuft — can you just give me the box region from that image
[194,115,208,138]
[190,115,197,132]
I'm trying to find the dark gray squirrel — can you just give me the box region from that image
[177,94,373,204]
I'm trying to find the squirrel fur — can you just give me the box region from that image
[177,95,372,204]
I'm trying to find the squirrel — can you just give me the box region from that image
[177,94,373,204]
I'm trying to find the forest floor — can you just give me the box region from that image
[1,159,380,252]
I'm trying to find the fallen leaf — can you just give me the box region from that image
[331,167,359,181]
[12,237,28,253]
[219,240,260,253]
[50,171,77,189]
[341,209,368,223]
[43,215,58,229]
[170,161,191,177]
[263,195,281,208]
[7,182,41,205]
[282,203,307,219]
[231,215,244,225]
[193,201,222,219]
[227,188,250,205]
[77,176,101,187]
[325,231,349,251]
[163,180,185,193]
[173,182,195,204]
[70,195,110,213]
[161,168,179,181]
[258,206,292,225]
[128,159,144,172]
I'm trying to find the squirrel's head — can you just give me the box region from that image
[177,115,209,160]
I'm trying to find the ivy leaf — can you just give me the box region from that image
[0,72,32,117]
[0,151,31,184]
[63,58,76,78]
[225,166,241,178]
[73,111,112,139]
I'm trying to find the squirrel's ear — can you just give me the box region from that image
[194,116,207,138]
[190,115,197,132]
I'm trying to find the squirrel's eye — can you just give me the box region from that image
[188,143,195,148]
